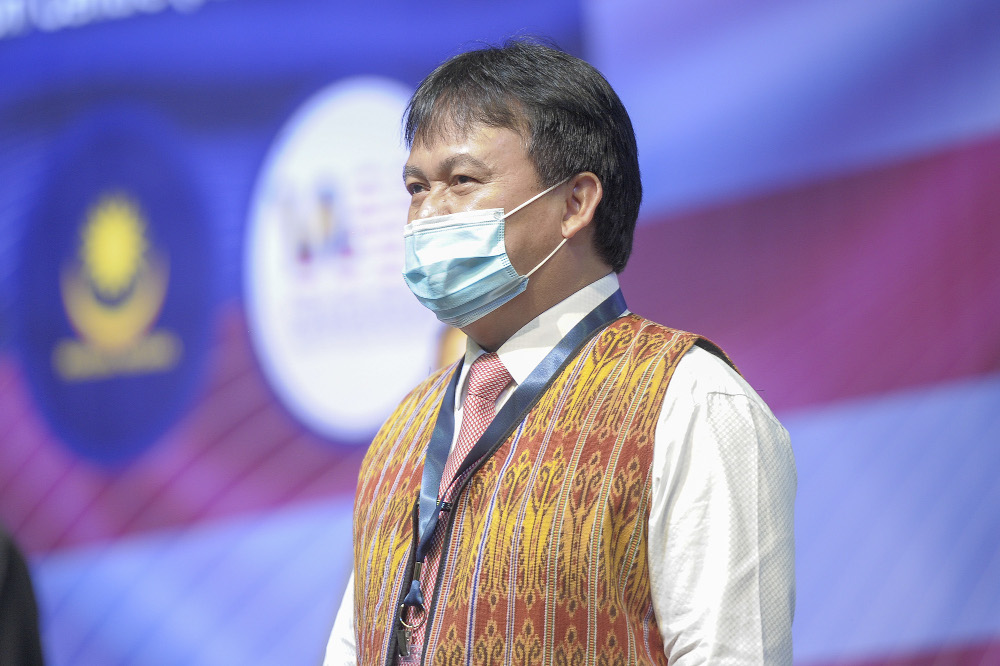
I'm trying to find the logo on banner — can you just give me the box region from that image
[244,77,444,443]
[54,193,182,380]
[16,107,212,464]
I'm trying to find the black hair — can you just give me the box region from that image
[404,38,641,273]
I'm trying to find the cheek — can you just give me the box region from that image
[463,188,506,213]
[503,217,546,275]
[506,204,567,272]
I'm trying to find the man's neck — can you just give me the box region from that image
[462,265,614,352]
[461,291,549,353]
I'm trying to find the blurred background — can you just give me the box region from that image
[1,0,998,664]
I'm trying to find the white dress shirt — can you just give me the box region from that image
[325,273,796,665]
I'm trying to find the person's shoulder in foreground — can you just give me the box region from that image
[326,36,795,666]
[1,526,46,666]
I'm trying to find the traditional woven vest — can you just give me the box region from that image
[352,315,729,665]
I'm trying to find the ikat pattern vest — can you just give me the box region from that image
[352,315,726,665]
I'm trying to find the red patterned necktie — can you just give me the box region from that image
[440,352,511,496]
[399,352,511,662]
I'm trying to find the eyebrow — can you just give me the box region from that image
[402,164,424,181]
[402,154,492,182]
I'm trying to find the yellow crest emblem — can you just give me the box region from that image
[53,193,181,380]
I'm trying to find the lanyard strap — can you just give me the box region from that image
[404,289,627,609]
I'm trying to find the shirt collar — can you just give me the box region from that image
[460,272,621,390]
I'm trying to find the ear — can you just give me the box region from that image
[561,172,603,239]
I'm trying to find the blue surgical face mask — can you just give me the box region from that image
[402,178,569,328]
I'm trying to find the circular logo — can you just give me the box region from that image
[244,77,445,443]
[16,107,213,463]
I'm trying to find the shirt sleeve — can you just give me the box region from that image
[648,346,796,665]
[323,572,357,666]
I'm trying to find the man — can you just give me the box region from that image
[326,39,795,665]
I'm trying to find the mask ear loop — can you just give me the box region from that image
[524,237,568,278]
[506,176,573,279]
[505,176,571,217]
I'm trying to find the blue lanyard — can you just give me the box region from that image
[402,289,627,610]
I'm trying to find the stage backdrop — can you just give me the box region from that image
[0,1,997,664]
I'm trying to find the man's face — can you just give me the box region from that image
[403,123,566,276]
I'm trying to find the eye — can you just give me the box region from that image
[454,175,476,186]
[406,181,426,195]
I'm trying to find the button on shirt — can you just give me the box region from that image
[325,273,796,665]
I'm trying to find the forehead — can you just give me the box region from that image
[405,123,533,173]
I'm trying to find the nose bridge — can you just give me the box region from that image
[415,183,451,219]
